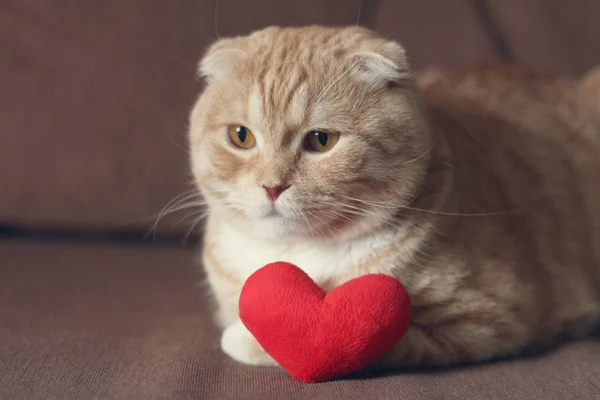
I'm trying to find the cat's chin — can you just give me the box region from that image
[229,205,391,241]
[248,215,316,239]
[247,210,359,240]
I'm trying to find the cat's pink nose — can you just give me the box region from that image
[263,185,289,202]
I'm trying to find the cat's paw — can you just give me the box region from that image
[221,321,278,366]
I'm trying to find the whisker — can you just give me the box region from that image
[183,210,211,246]
[141,188,230,243]
[400,207,521,217]
[339,195,401,209]
[331,194,521,218]
[317,199,374,213]
[321,209,358,226]
[307,210,344,235]
[144,190,203,241]
[401,141,438,166]
[299,210,314,235]
[175,207,210,227]
[214,0,220,40]
[289,201,315,235]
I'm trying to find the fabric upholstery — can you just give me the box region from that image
[487,0,600,75]
[374,0,500,69]
[1,240,599,399]
[1,1,205,234]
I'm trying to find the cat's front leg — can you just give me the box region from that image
[202,237,276,366]
[221,319,278,366]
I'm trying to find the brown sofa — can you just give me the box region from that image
[2,1,599,399]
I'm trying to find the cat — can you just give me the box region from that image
[188,25,600,369]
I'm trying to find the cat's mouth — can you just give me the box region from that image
[243,200,364,237]
[244,204,363,239]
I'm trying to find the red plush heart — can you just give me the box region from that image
[239,262,411,383]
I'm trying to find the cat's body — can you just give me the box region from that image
[189,26,600,369]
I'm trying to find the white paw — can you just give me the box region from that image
[220,321,277,367]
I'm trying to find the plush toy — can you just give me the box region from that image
[239,262,411,383]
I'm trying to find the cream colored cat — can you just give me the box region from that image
[188,25,600,369]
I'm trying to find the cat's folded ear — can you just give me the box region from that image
[348,39,411,89]
[197,38,248,84]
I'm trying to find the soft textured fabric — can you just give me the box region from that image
[486,0,600,74]
[239,262,411,382]
[374,0,500,69]
[1,239,600,399]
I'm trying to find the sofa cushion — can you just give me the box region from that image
[1,239,599,399]
[374,0,499,69]
[487,1,600,75]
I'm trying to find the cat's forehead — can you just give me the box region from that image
[237,27,371,140]
[242,64,355,145]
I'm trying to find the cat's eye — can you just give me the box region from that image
[227,125,256,149]
[304,130,340,153]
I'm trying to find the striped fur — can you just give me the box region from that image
[188,26,600,369]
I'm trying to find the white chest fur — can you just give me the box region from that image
[210,219,400,287]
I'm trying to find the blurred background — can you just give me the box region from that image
[2,0,600,244]
[2,1,600,398]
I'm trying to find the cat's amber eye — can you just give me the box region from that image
[227,125,256,149]
[304,130,340,153]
